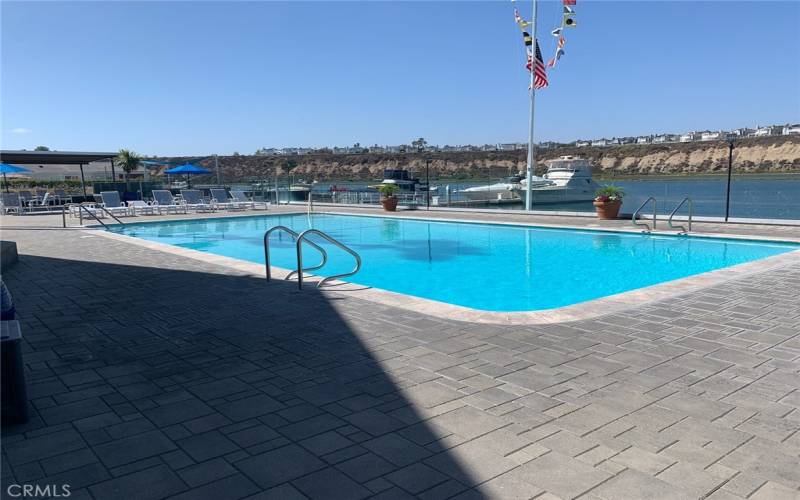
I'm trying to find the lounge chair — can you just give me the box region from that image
[0,193,22,214]
[230,190,266,210]
[17,191,33,205]
[100,191,132,217]
[210,188,245,211]
[126,200,156,216]
[27,192,52,211]
[151,190,188,215]
[180,190,215,212]
[53,189,72,205]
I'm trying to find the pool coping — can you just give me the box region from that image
[87,211,800,325]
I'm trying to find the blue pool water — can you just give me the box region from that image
[115,214,799,312]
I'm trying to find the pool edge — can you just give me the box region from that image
[91,223,800,325]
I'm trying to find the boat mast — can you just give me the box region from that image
[525,0,538,211]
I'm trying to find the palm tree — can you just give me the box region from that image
[116,149,142,182]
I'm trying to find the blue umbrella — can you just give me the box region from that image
[163,163,211,188]
[0,163,30,193]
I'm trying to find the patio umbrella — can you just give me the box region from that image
[163,163,211,188]
[0,163,30,193]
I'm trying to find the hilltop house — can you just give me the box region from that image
[782,124,800,135]
[729,128,755,138]
[618,137,636,145]
[575,140,591,147]
[592,138,618,147]
[636,136,651,144]
[700,131,727,141]
[680,132,700,142]
[754,125,783,137]
[653,134,678,144]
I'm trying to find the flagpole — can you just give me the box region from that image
[525,0,538,211]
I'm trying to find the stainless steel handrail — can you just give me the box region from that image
[295,229,361,289]
[632,197,657,232]
[263,225,327,281]
[69,203,126,229]
[667,197,693,234]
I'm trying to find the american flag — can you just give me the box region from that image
[526,39,548,89]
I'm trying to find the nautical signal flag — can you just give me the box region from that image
[514,9,530,30]
[563,13,577,27]
[563,0,576,4]
[522,31,532,46]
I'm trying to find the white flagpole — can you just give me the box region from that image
[525,0,538,211]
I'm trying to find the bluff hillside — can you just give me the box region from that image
[161,135,800,182]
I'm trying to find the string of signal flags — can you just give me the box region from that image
[513,0,578,90]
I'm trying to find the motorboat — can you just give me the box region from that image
[514,156,601,204]
[458,174,552,202]
[381,169,438,193]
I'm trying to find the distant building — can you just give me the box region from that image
[481,144,497,151]
[538,141,559,149]
[591,138,618,147]
[618,137,636,145]
[679,132,700,142]
[636,136,651,144]
[653,134,678,144]
[782,124,800,135]
[496,143,518,151]
[754,125,782,137]
[575,140,591,147]
[729,127,754,138]
[700,131,727,141]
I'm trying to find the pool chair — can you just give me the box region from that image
[126,200,156,216]
[17,191,34,206]
[53,189,72,205]
[27,192,52,211]
[0,193,23,214]
[100,191,132,217]
[151,190,188,215]
[230,190,266,210]
[180,189,215,213]
[210,188,245,211]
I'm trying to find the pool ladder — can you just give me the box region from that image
[263,226,362,289]
[632,197,693,234]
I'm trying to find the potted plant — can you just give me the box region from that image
[376,184,399,211]
[593,185,624,219]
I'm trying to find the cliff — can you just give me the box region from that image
[161,135,800,181]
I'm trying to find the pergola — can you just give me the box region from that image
[0,150,117,196]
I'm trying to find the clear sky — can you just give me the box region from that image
[2,1,798,156]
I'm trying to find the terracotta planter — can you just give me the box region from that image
[593,199,622,220]
[381,196,398,212]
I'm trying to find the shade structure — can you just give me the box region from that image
[163,163,211,188]
[0,163,30,193]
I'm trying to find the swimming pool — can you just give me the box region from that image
[115,213,799,312]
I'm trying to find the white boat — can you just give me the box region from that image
[514,156,601,204]
[381,169,438,193]
[458,174,552,202]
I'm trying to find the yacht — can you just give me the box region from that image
[381,169,437,192]
[514,156,601,204]
[458,174,552,202]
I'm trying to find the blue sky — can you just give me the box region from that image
[2,1,798,156]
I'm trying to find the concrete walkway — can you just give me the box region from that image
[1,209,799,500]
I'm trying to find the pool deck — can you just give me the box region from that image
[1,206,799,499]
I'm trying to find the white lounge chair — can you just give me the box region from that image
[180,190,215,212]
[126,200,156,216]
[210,188,245,211]
[152,190,188,215]
[230,190,267,210]
[100,191,132,217]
